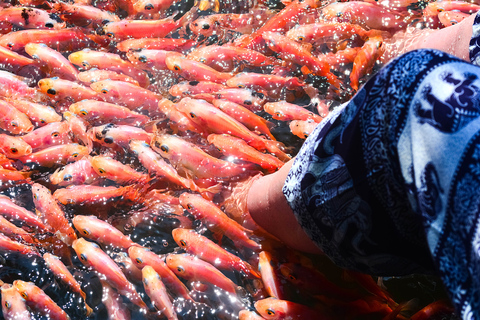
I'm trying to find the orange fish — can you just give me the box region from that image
[0,7,65,29]
[1,283,31,320]
[165,54,233,84]
[77,69,140,86]
[20,121,71,151]
[53,2,119,28]
[25,43,79,81]
[264,101,323,123]
[38,78,104,102]
[254,297,330,320]
[289,119,319,139]
[18,144,89,168]
[32,183,77,245]
[0,99,34,135]
[0,71,36,99]
[142,265,178,320]
[72,238,147,309]
[258,251,286,300]
[0,233,39,256]
[350,36,385,91]
[0,133,32,159]
[0,216,35,244]
[166,253,239,295]
[126,49,183,73]
[53,184,139,206]
[0,195,50,231]
[116,38,194,53]
[101,280,132,320]
[50,157,101,187]
[172,228,261,278]
[169,81,227,98]
[88,124,153,149]
[103,18,181,41]
[8,99,62,127]
[90,155,150,185]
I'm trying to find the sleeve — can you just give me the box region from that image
[283,48,480,319]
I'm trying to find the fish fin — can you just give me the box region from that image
[300,65,313,75]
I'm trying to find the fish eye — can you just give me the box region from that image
[80,109,88,116]
[7,43,13,48]
[216,147,222,152]
[177,266,185,273]
[189,112,196,119]
[82,229,90,236]
[20,292,28,299]
[377,41,383,49]
[143,278,148,285]
[135,257,143,264]
[106,32,115,38]
[72,152,79,157]
[82,61,90,68]
[237,84,244,88]
[4,301,10,309]
[33,193,38,200]
[275,111,284,117]
[288,274,296,281]
[47,88,57,95]
[10,147,18,153]
[244,100,252,105]
[32,54,39,60]
[139,55,148,63]
[40,119,46,124]
[336,12,343,17]
[51,131,60,137]
[98,168,106,174]
[186,203,193,210]
[11,121,18,127]
[266,308,275,316]
[179,239,187,247]
[63,174,72,181]
[201,23,210,30]
[45,22,54,28]
[101,88,109,94]
[144,3,154,10]
[162,240,169,247]
[160,144,169,153]
[174,64,181,71]
[298,36,305,41]
[104,137,114,144]
[199,58,206,63]
[80,253,87,261]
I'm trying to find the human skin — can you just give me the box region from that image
[246,13,477,254]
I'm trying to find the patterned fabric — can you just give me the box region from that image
[283,48,480,319]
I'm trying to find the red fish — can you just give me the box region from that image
[116,38,195,53]
[289,119,319,139]
[63,111,93,151]
[0,71,36,99]
[142,265,178,320]
[254,297,331,319]
[172,228,261,278]
[0,99,34,134]
[38,78,104,103]
[18,144,89,168]
[264,101,323,123]
[127,49,183,73]
[53,184,139,206]
[0,195,50,231]
[258,251,286,300]
[0,216,35,244]
[77,69,140,86]
[8,99,62,127]
[101,280,132,320]
[128,245,192,300]
[169,81,227,98]
[0,46,34,73]
[0,7,65,30]
[1,283,32,320]
[350,36,384,91]
[0,233,39,256]
[72,238,147,309]
[25,43,79,81]
[226,73,304,92]
[32,183,77,245]
[50,157,101,187]
[20,121,71,151]
[88,123,152,149]
[13,280,69,320]
[0,133,32,159]
[165,54,233,85]
[103,18,182,41]
[166,253,239,294]
[90,155,150,185]
[53,2,119,28]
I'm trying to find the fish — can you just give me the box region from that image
[72,238,147,309]
[69,100,149,127]
[165,54,234,84]
[127,49,183,73]
[212,99,275,140]
[0,195,50,231]
[258,251,286,300]
[25,43,79,81]
[254,297,330,320]
[213,88,266,112]
[0,99,34,135]
[62,111,93,151]
[8,99,62,127]
[226,73,304,92]
[350,36,385,91]
[116,38,195,53]
[0,7,65,30]
[264,101,323,123]
[239,310,265,320]
[0,168,31,190]
[152,133,258,181]
[0,71,36,99]
[68,50,150,87]
[13,280,70,320]
[142,265,178,320]
[0,46,34,73]
[0,133,32,159]
[72,215,137,250]
[114,252,143,284]
[52,2,120,28]
[0,216,35,244]
[1,283,32,320]
[90,155,150,185]
[50,157,101,186]
[285,22,372,45]
[38,78,104,102]
[101,280,132,320]
[132,0,177,18]
[128,245,192,300]
[53,184,139,206]
[43,253,93,316]
[88,123,153,149]
[179,192,261,250]
[289,119,319,139]
[77,69,140,86]
[438,11,471,27]
[166,253,239,294]
[157,99,208,135]
[20,121,71,151]
[168,81,227,98]
[32,183,77,245]
[17,144,89,168]
[103,18,181,41]
[0,233,39,256]
[172,228,261,278]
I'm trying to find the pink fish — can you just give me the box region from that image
[25,43,78,81]
[142,265,178,320]
[0,99,34,134]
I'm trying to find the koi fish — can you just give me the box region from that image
[0,46,34,72]
[0,71,36,99]
[212,99,275,140]
[116,38,195,53]
[0,168,31,190]
[32,183,77,245]
[213,88,266,112]
[254,297,330,319]
[89,123,153,149]
[8,99,62,127]
[262,31,341,88]
[264,101,323,123]
[1,283,32,320]
[101,280,132,320]
[180,192,260,250]
[0,233,39,256]
[127,49,183,73]
[43,253,93,316]
[69,100,149,127]
[0,216,35,244]
[92,155,150,185]
[350,36,385,91]
[38,78,104,102]
[258,251,286,299]
[142,265,178,320]
[53,2,120,28]
[63,111,93,151]
[152,133,258,180]
[72,238,147,309]
[0,195,50,231]
[289,119,319,139]
[0,99,34,134]
[77,69,140,86]
[157,99,207,135]
[90,79,161,113]
[128,245,192,300]
[68,50,150,88]
[166,253,238,295]
[20,121,71,151]
[226,73,304,91]
[132,0,176,18]
[103,18,181,41]
[25,43,78,81]
[317,47,361,69]
[114,252,143,284]
[172,228,261,278]
[14,280,70,320]
[18,144,89,168]
[285,22,372,45]
[169,81,227,97]
[73,215,136,250]
[0,133,32,159]
[0,7,65,30]
[165,54,234,84]
[50,157,101,186]
[176,97,266,150]
[53,184,139,206]
[208,134,283,173]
